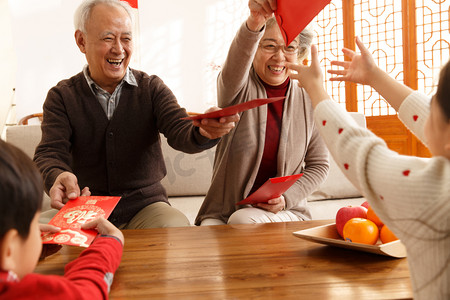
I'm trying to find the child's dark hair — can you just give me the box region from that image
[0,140,43,239]
[435,59,450,122]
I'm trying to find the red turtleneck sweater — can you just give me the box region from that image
[250,77,289,194]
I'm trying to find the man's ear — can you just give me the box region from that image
[0,229,20,272]
[75,30,87,54]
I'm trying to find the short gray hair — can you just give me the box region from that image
[266,17,315,62]
[74,0,134,33]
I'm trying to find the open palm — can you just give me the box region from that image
[328,37,378,86]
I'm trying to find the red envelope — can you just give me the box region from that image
[182,96,285,120]
[275,0,332,45]
[123,0,138,8]
[236,173,303,206]
[41,196,121,247]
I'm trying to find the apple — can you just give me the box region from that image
[335,206,368,237]
[361,201,370,209]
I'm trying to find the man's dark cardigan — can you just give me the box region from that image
[34,69,217,225]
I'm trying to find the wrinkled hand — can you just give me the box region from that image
[193,107,240,140]
[287,44,323,92]
[82,217,124,245]
[287,44,330,108]
[256,195,286,214]
[49,172,91,210]
[327,36,378,85]
[247,0,277,31]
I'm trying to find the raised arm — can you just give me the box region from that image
[217,0,277,106]
[247,0,277,32]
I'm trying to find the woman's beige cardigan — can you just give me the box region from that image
[195,23,329,225]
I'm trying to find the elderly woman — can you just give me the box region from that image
[195,0,329,225]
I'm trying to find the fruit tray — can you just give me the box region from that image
[293,223,407,258]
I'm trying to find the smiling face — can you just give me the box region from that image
[75,3,133,93]
[253,24,299,86]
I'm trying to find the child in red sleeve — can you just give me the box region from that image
[0,140,124,300]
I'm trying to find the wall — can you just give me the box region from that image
[138,0,247,112]
[0,0,16,135]
[6,0,248,123]
[10,0,93,120]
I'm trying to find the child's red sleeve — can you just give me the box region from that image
[62,235,123,299]
[1,236,123,300]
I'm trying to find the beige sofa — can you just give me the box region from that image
[3,112,366,225]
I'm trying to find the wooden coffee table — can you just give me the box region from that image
[35,220,412,299]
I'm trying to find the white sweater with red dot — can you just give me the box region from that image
[314,91,449,300]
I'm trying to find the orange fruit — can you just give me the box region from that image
[343,218,379,245]
[380,225,399,243]
[367,206,384,227]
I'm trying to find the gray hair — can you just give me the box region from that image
[74,0,134,33]
[266,17,315,62]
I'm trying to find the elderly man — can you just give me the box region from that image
[34,0,238,229]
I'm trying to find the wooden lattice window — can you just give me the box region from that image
[313,0,449,113]
[416,0,450,95]
[311,0,449,157]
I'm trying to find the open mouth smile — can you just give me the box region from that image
[268,66,285,73]
[107,58,124,66]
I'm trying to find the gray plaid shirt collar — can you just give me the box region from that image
[82,65,138,119]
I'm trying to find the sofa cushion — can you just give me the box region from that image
[3,125,213,197]
[169,196,205,225]
[306,112,365,201]
[160,112,366,200]
[3,110,366,203]
[308,197,365,220]
[306,155,362,201]
[4,125,51,212]
[159,135,215,196]
[3,124,42,158]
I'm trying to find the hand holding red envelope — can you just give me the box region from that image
[182,96,285,120]
[236,174,303,206]
[41,196,121,247]
[275,0,332,45]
